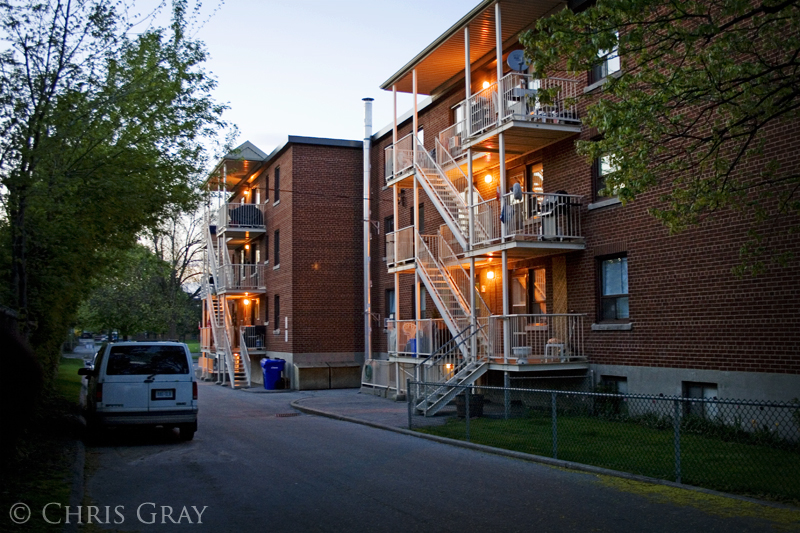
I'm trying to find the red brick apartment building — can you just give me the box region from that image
[361,0,800,408]
[199,137,365,390]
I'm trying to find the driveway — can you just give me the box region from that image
[79,383,795,532]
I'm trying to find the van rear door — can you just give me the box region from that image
[100,345,151,413]
[145,345,194,414]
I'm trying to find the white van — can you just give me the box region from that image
[79,342,198,440]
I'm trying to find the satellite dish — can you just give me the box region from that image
[507,49,530,72]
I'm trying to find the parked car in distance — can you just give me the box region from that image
[78,342,198,440]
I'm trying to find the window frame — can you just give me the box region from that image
[597,253,629,323]
[588,31,620,85]
[273,229,280,267]
[274,166,280,204]
[593,153,619,201]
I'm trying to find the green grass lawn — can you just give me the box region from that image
[185,340,200,354]
[419,412,800,504]
[0,357,84,532]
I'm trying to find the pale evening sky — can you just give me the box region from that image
[189,0,480,154]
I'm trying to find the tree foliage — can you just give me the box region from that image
[77,244,200,339]
[520,0,800,273]
[0,0,229,382]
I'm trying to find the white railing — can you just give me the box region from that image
[217,264,266,291]
[438,120,467,162]
[498,73,580,125]
[502,191,583,241]
[473,192,583,246]
[463,73,581,140]
[488,314,586,364]
[387,319,459,358]
[238,331,252,386]
[384,133,415,181]
[221,300,237,385]
[240,325,266,350]
[467,83,498,136]
[216,203,266,232]
[386,225,415,267]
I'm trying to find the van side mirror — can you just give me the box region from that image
[78,368,95,376]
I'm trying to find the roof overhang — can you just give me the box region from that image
[204,141,268,192]
[380,0,565,95]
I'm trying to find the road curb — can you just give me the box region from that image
[289,398,799,512]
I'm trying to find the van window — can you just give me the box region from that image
[106,345,189,375]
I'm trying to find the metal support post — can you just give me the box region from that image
[465,385,471,442]
[504,371,510,420]
[674,399,682,483]
[552,391,558,459]
[407,378,413,429]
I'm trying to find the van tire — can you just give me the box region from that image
[179,422,197,441]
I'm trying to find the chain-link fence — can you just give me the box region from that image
[407,380,800,503]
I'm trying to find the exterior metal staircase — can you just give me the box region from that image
[413,136,489,248]
[203,222,251,389]
[414,229,491,415]
[415,324,488,416]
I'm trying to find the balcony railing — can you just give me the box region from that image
[384,133,415,181]
[386,225,415,268]
[473,191,583,247]
[488,314,586,364]
[465,73,580,138]
[216,202,266,232]
[240,325,266,350]
[216,264,267,291]
[387,319,460,358]
[498,73,580,125]
[438,121,467,163]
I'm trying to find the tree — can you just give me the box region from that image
[77,244,201,339]
[144,212,205,338]
[520,0,800,274]
[77,245,169,338]
[0,0,229,382]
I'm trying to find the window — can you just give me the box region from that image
[511,273,527,314]
[264,296,269,325]
[384,215,394,234]
[589,31,620,84]
[274,229,280,266]
[593,153,620,200]
[274,167,280,203]
[385,289,395,322]
[417,126,424,146]
[683,381,718,418]
[599,255,628,321]
[264,235,269,264]
[274,294,280,330]
[384,216,394,260]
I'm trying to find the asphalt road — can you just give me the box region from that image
[79,382,788,532]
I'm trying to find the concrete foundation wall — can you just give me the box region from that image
[591,364,800,403]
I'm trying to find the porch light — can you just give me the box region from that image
[243,298,250,306]
[244,189,250,196]
[445,363,453,370]
[482,81,491,90]
[487,270,495,280]
[484,174,493,184]
[245,244,250,250]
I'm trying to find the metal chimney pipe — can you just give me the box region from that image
[363,98,374,363]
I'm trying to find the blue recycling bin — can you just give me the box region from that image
[260,358,286,390]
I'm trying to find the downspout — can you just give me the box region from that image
[363,98,374,362]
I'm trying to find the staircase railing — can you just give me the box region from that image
[415,231,469,343]
[220,301,237,386]
[238,330,252,386]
